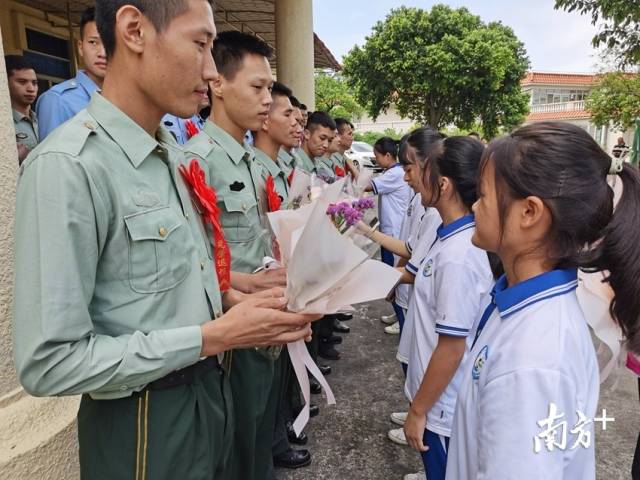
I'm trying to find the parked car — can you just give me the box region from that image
[345,141,382,172]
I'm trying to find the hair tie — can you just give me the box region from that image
[609,156,624,175]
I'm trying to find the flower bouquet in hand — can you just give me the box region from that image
[326,198,375,234]
[267,178,401,435]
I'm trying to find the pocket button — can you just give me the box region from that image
[159,226,167,237]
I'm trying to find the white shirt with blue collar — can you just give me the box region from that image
[446,269,599,480]
[396,207,443,364]
[371,163,411,238]
[395,192,426,309]
[402,214,493,437]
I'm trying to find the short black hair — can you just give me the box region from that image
[4,55,35,77]
[213,30,272,80]
[306,111,336,132]
[289,95,301,109]
[271,81,292,101]
[300,104,308,111]
[96,0,213,58]
[374,137,399,158]
[335,118,354,133]
[80,7,96,40]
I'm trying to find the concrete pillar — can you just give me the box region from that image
[0,27,80,479]
[275,0,315,110]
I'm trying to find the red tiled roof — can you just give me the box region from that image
[522,72,597,86]
[526,110,592,121]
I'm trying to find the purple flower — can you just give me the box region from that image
[344,206,364,226]
[353,198,375,211]
[326,204,339,216]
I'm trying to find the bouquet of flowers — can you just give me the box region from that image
[267,178,401,434]
[326,198,375,234]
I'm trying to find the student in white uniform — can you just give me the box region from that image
[447,122,640,479]
[352,137,411,267]
[398,136,494,480]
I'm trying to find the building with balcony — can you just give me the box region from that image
[522,71,634,156]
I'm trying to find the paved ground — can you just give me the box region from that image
[278,300,639,480]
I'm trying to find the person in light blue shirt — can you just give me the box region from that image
[36,7,106,140]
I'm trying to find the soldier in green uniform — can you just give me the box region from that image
[252,81,312,473]
[6,55,39,164]
[12,2,315,479]
[331,118,355,170]
[298,111,337,178]
[277,95,304,177]
[183,31,288,480]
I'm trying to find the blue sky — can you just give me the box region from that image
[313,0,602,72]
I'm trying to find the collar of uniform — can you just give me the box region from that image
[317,156,334,168]
[203,121,252,165]
[298,148,313,165]
[88,93,162,168]
[385,162,402,171]
[255,148,284,178]
[436,214,475,240]
[493,268,578,320]
[12,109,36,123]
[278,147,295,167]
[76,70,100,96]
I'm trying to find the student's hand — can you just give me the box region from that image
[404,408,430,453]
[200,296,319,356]
[354,220,375,237]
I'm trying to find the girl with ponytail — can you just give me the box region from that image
[446,121,639,479]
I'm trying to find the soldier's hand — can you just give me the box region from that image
[249,266,287,292]
[200,296,319,356]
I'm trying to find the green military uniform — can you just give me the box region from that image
[184,121,276,480]
[330,151,345,169]
[277,147,297,178]
[315,155,338,183]
[255,148,289,202]
[13,93,233,480]
[295,147,316,174]
[12,108,39,150]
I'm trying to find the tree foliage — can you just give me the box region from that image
[314,72,364,120]
[342,5,530,139]
[586,72,640,129]
[555,0,640,67]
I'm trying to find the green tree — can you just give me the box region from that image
[555,0,640,67]
[342,5,530,139]
[586,72,640,129]
[314,72,364,121]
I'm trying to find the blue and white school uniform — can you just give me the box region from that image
[371,163,411,249]
[446,269,599,480]
[396,207,442,364]
[394,193,427,334]
[404,214,493,479]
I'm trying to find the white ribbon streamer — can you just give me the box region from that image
[288,339,336,436]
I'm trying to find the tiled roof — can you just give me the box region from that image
[522,72,597,86]
[526,110,592,121]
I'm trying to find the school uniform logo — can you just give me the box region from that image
[472,345,489,380]
[422,258,434,277]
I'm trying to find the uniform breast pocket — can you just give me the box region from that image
[124,206,191,293]
[220,195,260,243]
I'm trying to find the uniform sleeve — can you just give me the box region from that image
[433,261,483,337]
[477,369,579,480]
[371,169,402,195]
[12,154,202,397]
[35,92,73,140]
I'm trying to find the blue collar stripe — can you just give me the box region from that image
[406,262,419,275]
[493,268,578,318]
[437,214,475,240]
[500,280,578,319]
